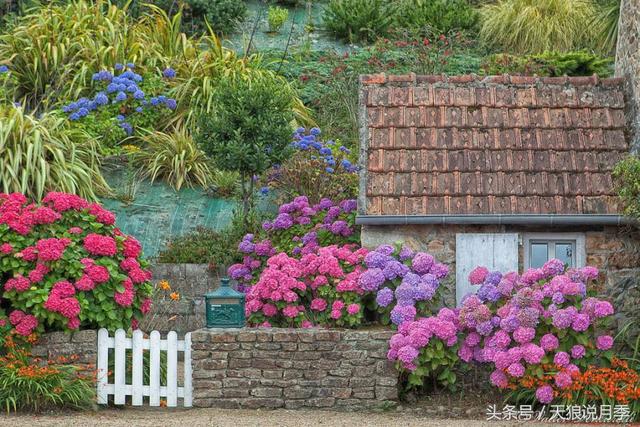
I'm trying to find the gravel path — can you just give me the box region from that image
[0,408,565,427]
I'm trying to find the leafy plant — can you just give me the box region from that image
[133,127,212,191]
[323,0,398,43]
[188,0,246,35]
[613,155,640,218]
[594,0,620,54]
[0,105,109,201]
[396,0,479,35]
[479,0,598,54]
[0,340,95,413]
[481,51,613,77]
[196,76,295,227]
[211,170,240,198]
[268,5,289,33]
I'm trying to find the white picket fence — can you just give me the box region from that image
[97,328,192,407]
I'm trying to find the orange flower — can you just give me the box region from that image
[169,292,180,301]
[158,280,171,291]
[160,399,167,407]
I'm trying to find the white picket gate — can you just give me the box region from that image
[97,328,192,407]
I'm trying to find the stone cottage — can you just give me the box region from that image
[356,73,640,305]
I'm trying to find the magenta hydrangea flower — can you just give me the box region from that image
[571,313,590,332]
[553,351,570,367]
[513,326,536,344]
[506,362,525,378]
[411,252,434,274]
[490,370,508,388]
[554,371,573,388]
[469,266,489,285]
[540,334,559,351]
[596,335,613,350]
[536,385,554,404]
[571,345,585,359]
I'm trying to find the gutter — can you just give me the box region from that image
[356,214,636,227]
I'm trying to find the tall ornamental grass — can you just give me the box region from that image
[480,0,599,54]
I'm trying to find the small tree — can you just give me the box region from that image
[196,76,295,226]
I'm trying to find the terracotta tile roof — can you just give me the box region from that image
[359,73,628,216]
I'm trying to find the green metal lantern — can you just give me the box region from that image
[205,277,245,328]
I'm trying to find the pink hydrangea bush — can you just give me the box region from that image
[359,244,449,326]
[389,259,617,398]
[0,192,153,336]
[228,196,359,291]
[387,307,462,391]
[245,244,369,328]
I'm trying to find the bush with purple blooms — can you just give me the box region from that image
[267,127,359,204]
[360,244,449,326]
[228,196,360,292]
[387,259,619,400]
[62,63,178,150]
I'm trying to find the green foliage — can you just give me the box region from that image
[210,170,240,198]
[268,5,289,33]
[402,339,461,393]
[481,51,613,77]
[611,276,640,354]
[613,156,640,218]
[479,0,598,54]
[158,211,264,268]
[0,344,95,413]
[133,127,212,191]
[272,145,358,204]
[0,106,109,201]
[189,0,247,35]
[196,76,295,225]
[323,0,398,43]
[396,0,479,35]
[266,33,480,147]
[594,0,620,54]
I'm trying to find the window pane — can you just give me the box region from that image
[530,243,548,268]
[555,243,574,267]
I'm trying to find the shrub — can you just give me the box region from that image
[595,0,620,54]
[196,76,296,226]
[245,244,370,328]
[268,6,289,33]
[228,196,359,291]
[613,155,640,218]
[211,170,240,198]
[0,337,95,413]
[62,64,178,149]
[479,0,598,54]
[481,51,613,77]
[396,0,479,35]
[360,244,449,326]
[133,127,212,190]
[189,0,247,35]
[0,106,109,201]
[388,260,618,404]
[269,127,358,204]
[0,192,153,334]
[323,0,398,43]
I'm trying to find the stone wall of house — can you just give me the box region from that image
[361,224,640,304]
[615,0,640,152]
[191,328,398,411]
[143,264,221,333]
[31,329,97,365]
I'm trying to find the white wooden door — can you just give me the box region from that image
[455,233,519,306]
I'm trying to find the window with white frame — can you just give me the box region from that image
[523,233,586,269]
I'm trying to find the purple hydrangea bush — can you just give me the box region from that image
[358,244,449,326]
[388,259,617,399]
[228,196,359,291]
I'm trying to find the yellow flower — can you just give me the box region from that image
[122,144,141,153]
[169,292,180,301]
[158,280,171,291]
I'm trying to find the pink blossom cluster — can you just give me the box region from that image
[387,308,460,370]
[8,310,38,336]
[245,244,369,327]
[0,191,154,335]
[447,260,614,403]
[43,281,81,329]
[228,196,359,292]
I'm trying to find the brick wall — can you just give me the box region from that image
[191,328,398,410]
[361,224,640,305]
[31,329,97,365]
